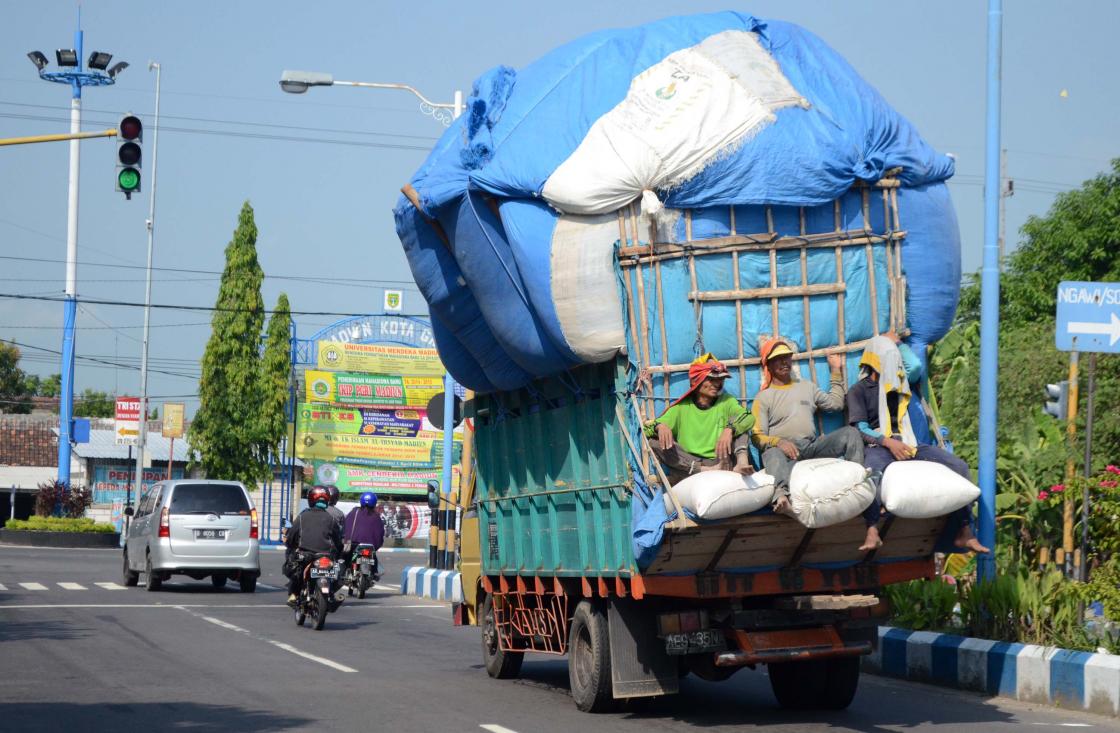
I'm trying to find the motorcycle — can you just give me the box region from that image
[294,553,345,630]
[345,544,380,599]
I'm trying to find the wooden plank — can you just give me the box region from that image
[616,232,905,264]
[689,283,845,302]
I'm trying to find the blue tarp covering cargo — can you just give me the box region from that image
[394,10,960,398]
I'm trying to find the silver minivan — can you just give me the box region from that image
[122,480,260,592]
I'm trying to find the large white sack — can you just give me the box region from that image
[881,460,980,519]
[664,470,776,520]
[789,458,875,528]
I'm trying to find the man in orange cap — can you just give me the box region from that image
[643,354,755,485]
[751,339,862,516]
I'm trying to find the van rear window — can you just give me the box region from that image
[168,484,250,515]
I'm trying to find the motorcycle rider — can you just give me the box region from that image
[325,485,345,532]
[285,486,343,606]
[343,492,386,575]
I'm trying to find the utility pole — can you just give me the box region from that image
[998,148,1014,268]
[134,62,162,504]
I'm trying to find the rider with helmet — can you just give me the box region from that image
[342,492,385,570]
[284,485,343,605]
[325,485,345,532]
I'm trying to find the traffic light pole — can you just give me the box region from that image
[133,62,162,507]
[0,129,116,146]
[1080,353,1096,582]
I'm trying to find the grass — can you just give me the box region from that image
[5,516,117,534]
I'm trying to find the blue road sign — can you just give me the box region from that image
[1055,281,1120,353]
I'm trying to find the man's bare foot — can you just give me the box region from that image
[859,525,883,552]
[954,527,991,554]
[733,455,754,476]
[772,495,796,517]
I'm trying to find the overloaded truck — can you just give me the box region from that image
[396,12,970,712]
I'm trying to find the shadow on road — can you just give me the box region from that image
[0,702,312,733]
[0,618,92,643]
[510,660,1020,731]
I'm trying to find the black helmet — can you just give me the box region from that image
[307,486,330,508]
[326,485,340,505]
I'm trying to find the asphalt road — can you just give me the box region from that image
[1,543,1117,733]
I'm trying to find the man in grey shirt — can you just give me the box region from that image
[751,340,864,519]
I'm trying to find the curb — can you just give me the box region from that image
[400,566,462,603]
[864,626,1120,717]
[0,529,121,548]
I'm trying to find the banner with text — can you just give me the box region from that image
[298,404,427,439]
[305,370,441,408]
[316,341,445,377]
[312,461,459,497]
[92,464,184,504]
[296,430,459,469]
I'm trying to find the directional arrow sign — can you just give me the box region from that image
[1055,281,1120,353]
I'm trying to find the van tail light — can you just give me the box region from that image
[250,508,259,539]
[158,507,170,538]
[317,556,333,569]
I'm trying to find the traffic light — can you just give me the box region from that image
[116,114,142,199]
[1043,381,1069,420]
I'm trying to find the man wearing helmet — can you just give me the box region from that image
[284,485,343,605]
[325,485,345,533]
[342,492,385,574]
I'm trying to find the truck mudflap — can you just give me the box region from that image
[714,626,871,667]
[608,599,679,699]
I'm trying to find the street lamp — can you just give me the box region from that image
[278,70,463,126]
[277,69,463,568]
[29,21,125,489]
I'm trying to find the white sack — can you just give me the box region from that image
[664,470,776,520]
[881,460,980,519]
[789,458,875,528]
[541,30,806,215]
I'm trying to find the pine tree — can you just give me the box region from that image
[189,202,267,486]
[261,293,293,465]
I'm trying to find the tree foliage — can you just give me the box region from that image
[74,389,116,418]
[261,293,292,460]
[0,342,33,413]
[937,158,1120,475]
[189,202,268,487]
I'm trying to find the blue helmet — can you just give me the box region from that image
[360,492,378,508]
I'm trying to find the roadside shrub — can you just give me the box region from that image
[6,517,116,534]
[883,578,958,631]
[62,485,93,519]
[34,479,66,517]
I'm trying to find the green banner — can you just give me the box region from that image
[305,369,441,408]
[312,461,459,497]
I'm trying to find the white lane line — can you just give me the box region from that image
[57,582,87,590]
[0,583,7,590]
[480,725,521,733]
[256,582,281,590]
[177,606,357,674]
[0,603,289,610]
[95,582,126,590]
[267,641,358,673]
[18,582,47,591]
[374,582,400,590]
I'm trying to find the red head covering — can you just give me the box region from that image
[668,353,731,408]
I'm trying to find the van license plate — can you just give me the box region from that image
[664,630,725,656]
[194,529,226,540]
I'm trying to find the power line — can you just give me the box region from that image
[0,292,430,318]
[5,339,200,380]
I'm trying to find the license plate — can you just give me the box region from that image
[194,529,226,540]
[664,630,725,656]
[310,567,337,578]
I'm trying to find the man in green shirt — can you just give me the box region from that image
[644,354,755,485]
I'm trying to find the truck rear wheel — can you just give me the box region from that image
[768,657,860,710]
[481,594,523,679]
[568,601,614,713]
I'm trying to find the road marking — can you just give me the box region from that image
[95,582,126,590]
[0,603,289,609]
[256,582,281,590]
[57,582,86,590]
[0,583,7,590]
[480,725,521,733]
[267,641,358,673]
[177,606,357,673]
[374,582,400,590]
[18,582,47,591]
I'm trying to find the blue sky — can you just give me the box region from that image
[1,1,1116,415]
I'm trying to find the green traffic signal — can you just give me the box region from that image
[118,168,140,192]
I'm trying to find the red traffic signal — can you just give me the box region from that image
[119,115,142,141]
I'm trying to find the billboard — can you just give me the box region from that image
[304,370,441,408]
[296,431,457,468]
[317,341,444,377]
[162,402,185,438]
[297,405,426,439]
[92,464,184,504]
